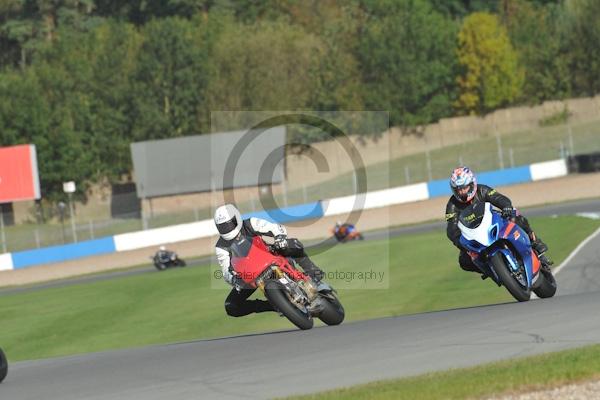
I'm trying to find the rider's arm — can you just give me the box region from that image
[215,246,235,285]
[480,184,513,210]
[248,217,287,238]
[445,201,462,249]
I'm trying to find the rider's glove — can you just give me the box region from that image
[274,235,288,251]
[502,207,516,219]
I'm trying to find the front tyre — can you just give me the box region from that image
[490,253,531,302]
[318,294,345,326]
[264,280,313,330]
[0,347,7,383]
[154,261,167,271]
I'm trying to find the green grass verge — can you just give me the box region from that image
[283,344,600,400]
[0,216,598,362]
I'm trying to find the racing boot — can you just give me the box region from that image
[529,232,553,266]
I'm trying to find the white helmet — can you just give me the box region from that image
[159,246,166,251]
[214,204,243,241]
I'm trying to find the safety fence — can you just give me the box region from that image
[0,159,568,272]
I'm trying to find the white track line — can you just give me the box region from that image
[531,226,600,300]
[554,226,600,276]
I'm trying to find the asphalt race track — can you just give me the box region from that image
[1,199,600,399]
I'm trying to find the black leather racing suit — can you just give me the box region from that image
[445,184,536,272]
[215,218,324,317]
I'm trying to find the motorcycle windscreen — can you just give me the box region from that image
[458,202,487,229]
[230,236,253,258]
[458,202,495,247]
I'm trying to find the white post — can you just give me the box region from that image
[568,124,575,156]
[495,126,504,169]
[425,150,433,181]
[302,183,308,203]
[0,208,6,253]
[404,166,410,184]
[509,148,515,168]
[281,179,288,207]
[89,220,95,240]
[34,228,41,248]
[68,192,77,243]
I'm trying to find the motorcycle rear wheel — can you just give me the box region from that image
[534,267,557,298]
[264,280,313,330]
[0,347,8,383]
[490,253,531,302]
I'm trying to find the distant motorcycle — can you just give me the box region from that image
[0,347,7,383]
[458,202,557,302]
[151,249,186,271]
[332,223,364,243]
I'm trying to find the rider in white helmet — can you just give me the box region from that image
[214,203,328,317]
[157,245,171,263]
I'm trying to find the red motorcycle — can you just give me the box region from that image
[231,236,345,330]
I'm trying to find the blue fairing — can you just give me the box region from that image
[459,204,537,288]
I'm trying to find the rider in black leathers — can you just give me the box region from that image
[445,167,550,274]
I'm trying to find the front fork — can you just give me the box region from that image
[259,266,320,312]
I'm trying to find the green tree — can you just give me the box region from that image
[455,12,523,114]
[357,0,458,126]
[565,0,600,96]
[207,19,324,114]
[502,0,570,103]
[130,16,212,140]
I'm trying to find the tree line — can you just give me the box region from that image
[0,0,599,201]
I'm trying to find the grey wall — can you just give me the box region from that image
[131,127,286,198]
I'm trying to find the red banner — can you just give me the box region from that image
[0,144,41,203]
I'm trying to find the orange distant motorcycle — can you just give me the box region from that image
[332,223,364,243]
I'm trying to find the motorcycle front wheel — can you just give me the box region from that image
[318,294,345,326]
[264,280,313,330]
[154,261,167,271]
[491,253,531,302]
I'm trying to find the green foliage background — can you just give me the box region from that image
[0,0,598,200]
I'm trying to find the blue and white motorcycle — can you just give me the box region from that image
[458,202,557,302]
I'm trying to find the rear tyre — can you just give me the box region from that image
[490,253,531,302]
[534,267,557,298]
[318,295,345,326]
[0,347,7,383]
[264,280,313,330]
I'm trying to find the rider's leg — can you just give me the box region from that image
[277,238,325,281]
[514,213,548,255]
[224,287,274,317]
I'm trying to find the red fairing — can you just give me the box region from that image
[231,236,307,287]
